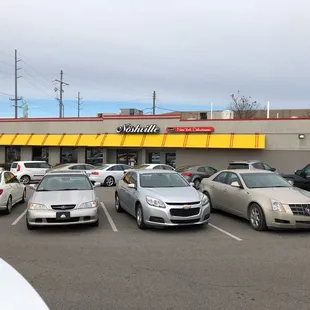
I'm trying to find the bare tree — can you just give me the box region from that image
[229,90,264,119]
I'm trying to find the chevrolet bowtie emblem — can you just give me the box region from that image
[183,205,191,210]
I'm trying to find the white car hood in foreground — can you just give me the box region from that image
[0,258,49,309]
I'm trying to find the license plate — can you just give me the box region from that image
[56,212,71,220]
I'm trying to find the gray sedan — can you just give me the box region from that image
[115,169,210,229]
[26,171,100,229]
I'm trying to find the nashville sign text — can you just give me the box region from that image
[116,124,160,134]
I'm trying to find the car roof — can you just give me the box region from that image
[46,171,87,175]
[132,169,177,175]
[219,169,273,174]
[229,160,261,164]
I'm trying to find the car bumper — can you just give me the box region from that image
[266,212,310,229]
[26,207,99,226]
[89,176,103,183]
[142,202,210,227]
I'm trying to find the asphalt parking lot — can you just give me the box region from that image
[1,187,310,310]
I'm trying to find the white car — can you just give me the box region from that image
[0,258,49,309]
[0,170,26,214]
[89,164,131,186]
[10,161,51,184]
[132,164,175,171]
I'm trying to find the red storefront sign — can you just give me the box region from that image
[166,127,214,133]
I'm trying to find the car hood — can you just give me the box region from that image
[0,258,49,309]
[142,186,202,203]
[250,187,310,204]
[31,190,95,206]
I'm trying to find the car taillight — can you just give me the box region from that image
[182,172,192,177]
[17,164,21,172]
[91,171,99,175]
[0,189,3,195]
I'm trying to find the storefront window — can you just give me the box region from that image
[165,152,176,168]
[60,147,78,164]
[148,152,160,164]
[32,147,49,162]
[117,150,138,166]
[5,146,21,163]
[86,148,104,165]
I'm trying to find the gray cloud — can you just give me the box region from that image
[0,0,309,109]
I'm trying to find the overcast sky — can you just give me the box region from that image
[0,0,309,114]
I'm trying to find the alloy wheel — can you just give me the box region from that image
[250,207,260,228]
[105,177,114,187]
[136,208,142,226]
[20,176,30,185]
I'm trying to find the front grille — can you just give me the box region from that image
[289,204,310,216]
[51,204,76,210]
[166,201,200,206]
[46,217,80,223]
[296,221,310,225]
[171,218,200,224]
[170,208,200,217]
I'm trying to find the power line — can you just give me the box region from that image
[22,67,54,94]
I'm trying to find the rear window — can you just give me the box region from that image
[11,162,18,169]
[24,163,38,168]
[228,163,249,169]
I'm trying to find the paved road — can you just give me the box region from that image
[1,187,310,310]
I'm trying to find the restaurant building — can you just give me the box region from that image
[0,114,309,173]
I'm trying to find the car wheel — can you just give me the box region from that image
[136,204,146,229]
[21,189,26,203]
[249,203,267,231]
[193,178,201,189]
[115,193,123,213]
[104,176,115,187]
[203,191,215,213]
[4,196,13,215]
[20,175,31,185]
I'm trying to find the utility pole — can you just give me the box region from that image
[152,90,156,115]
[77,92,82,117]
[54,70,69,118]
[9,49,22,118]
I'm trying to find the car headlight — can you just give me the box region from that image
[270,199,284,212]
[77,201,98,209]
[28,203,47,210]
[146,196,165,208]
[201,194,209,206]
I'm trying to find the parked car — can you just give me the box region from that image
[115,169,210,229]
[0,258,49,309]
[51,163,97,177]
[227,160,277,172]
[282,163,310,191]
[26,171,100,229]
[176,165,218,189]
[10,161,51,184]
[89,164,131,186]
[134,164,175,171]
[0,170,26,214]
[200,169,310,231]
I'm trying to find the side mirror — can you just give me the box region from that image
[189,182,195,187]
[295,169,301,175]
[128,183,136,189]
[270,168,276,172]
[29,184,37,190]
[93,182,101,188]
[231,181,241,188]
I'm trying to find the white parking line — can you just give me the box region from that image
[100,202,118,232]
[11,209,27,226]
[209,223,243,241]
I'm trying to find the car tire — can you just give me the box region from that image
[115,193,123,213]
[21,189,26,203]
[104,176,115,187]
[136,204,146,229]
[4,196,13,215]
[193,178,201,189]
[203,191,216,213]
[20,175,31,185]
[248,203,267,231]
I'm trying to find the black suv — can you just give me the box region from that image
[282,164,310,191]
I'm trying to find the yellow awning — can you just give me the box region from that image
[0,133,265,149]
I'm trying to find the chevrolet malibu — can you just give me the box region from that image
[26,171,100,229]
[115,169,210,229]
[200,169,310,231]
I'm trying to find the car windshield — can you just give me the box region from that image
[241,173,291,189]
[135,164,150,169]
[36,174,93,191]
[140,173,189,188]
[228,163,249,169]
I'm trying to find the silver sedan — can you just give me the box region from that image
[26,171,100,229]
[115,169,210,229]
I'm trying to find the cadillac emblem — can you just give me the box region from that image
[183,205,191,210]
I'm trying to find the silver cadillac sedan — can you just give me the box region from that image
[26,171,100,229]
[115,169,210,229]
